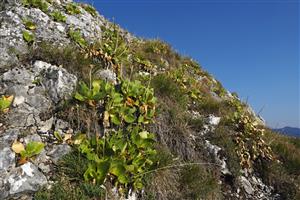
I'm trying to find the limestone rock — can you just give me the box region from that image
[7,162,47,195]
[47,144,72,164]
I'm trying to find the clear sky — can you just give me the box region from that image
[78,0,299,128]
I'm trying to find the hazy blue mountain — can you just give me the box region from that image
[273,126,300,137]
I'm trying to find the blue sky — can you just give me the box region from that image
[79,0,299,128]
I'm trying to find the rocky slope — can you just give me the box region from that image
[0,0,299,199]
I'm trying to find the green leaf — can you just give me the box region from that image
[110,114,121,125]
[22,0,30,6]
[74,92,85,101]
[84,163,96,181]
[112,92,123,104]
[138,115,145,123]
[53,131,63,142]
[78,81,89,94]
[125,164,135,173]
[123,114,135,123]
[23,30,35,44]
[96,160,110,183]
[109,160,126,177]
[118,174,129,184]
[69,29,87,48]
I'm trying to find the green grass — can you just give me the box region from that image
[151,74,188,108]
[34,150,106,200]
[208,124,241,179]
[180,165,221,199]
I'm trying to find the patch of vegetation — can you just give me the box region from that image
[65,3,81,15]
[50,11,67,22]
[180,165,221,199]
[73,78,157,194]
[224,98,273,169]
[209,124,241,179]
[22,0,49,13]
[19,141,44,164]
[34,151,106,200]
[68,29,87,48]
[82,4,97,17]
[12,141,45,165]
[151,74,188,108]
[194,96,223,115]
[186,116,204,132]
[0,95,13,113]
[130,39,181,73]
[254,130,300,200]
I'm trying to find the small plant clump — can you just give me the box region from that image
[65,3,81,15]
[12,141,45,165]
[23,19,36,30]
[50,11,67,22]
[68,29,87,48]
[0,95,13,113]
[73,78,157,192]
[22,0,49,13]
[82,4,97,17]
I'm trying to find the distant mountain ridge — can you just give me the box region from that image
[273,126,300,137]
